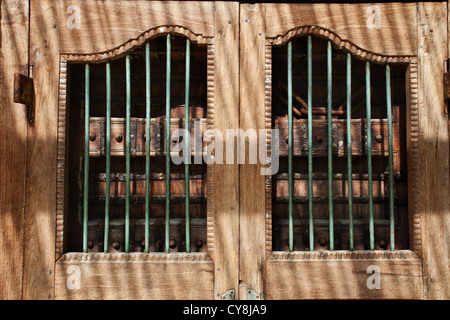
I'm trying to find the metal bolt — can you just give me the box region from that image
[315,135,323,143]
[196,240,204,248]
[89,133,96,141]
[378,239,387,249]
[375,134,383,143]
[115,134,123,143]
[112,241,120,250]
[87,240,94,249]
[169,239,177,249]
[318,238,328,247]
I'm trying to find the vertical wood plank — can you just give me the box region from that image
[23,0,60,299]
[417,1,450,299]
[0,0,29,299]
[239,3,266,300]
[213,1,240,300]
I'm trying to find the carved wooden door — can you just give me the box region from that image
[25,1,448,300]
[27,0,242,300]
[238,2,448,300]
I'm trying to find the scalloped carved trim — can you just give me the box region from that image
[206,43,215,256]
[266,25,414,64]
[56,56,68,259]
[63,25,212,63]
[264,45,273,258]
[58,252,212,263]
[407,59,422,257]
[271,250,420,261]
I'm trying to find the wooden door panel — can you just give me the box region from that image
[27,0,238,300]
[238,2,430,300]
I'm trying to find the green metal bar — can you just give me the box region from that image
[366,61,374,251]
[125,54,131,253]
[347,53,354,251]
[307,35,314,251]
[104,62,111,253]
[145,43,151,254]
[83,63,90,253]
[287,41,294,252]
[386,64,395,251]
[185,39,191,253]
[165,34,171,253]
[327,41,334,251]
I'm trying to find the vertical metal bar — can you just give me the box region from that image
[104,62,111,253]
[145,43,151,254]
[125,54,131,253]
[83,64,90,253]
[386,64,395,251]
[165,34,171,253]
[185,39,191,253]
[287,41,294,252]
[307,35,314,251]
[347,53,354,251]
[366,61,374,251]
[327,41,334,251]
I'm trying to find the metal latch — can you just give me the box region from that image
[13,73,34,125]
[220,289,235,300]
[247,289,262,300]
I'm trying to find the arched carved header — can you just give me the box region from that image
[267,25,415,64]
[63,25,212,63]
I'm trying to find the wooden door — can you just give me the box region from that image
[19,1,449,300]
[26,0,242,300]
[238,2,449,300]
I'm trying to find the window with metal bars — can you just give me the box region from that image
[66,34,208,253]
[271,35,409,252]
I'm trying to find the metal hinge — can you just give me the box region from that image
[13,73,34,125]
[247,289,262,300]
[220,289,235,300]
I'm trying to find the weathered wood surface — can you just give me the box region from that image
[55,253,214,299]
[239,3,266,300]
[0,0,29,299]
[89,117,208,157]
[22,0,60,300]
[212,1,240,300]
[265,3,417,57]
[417,2,450,299]
[266,251,423,299]
[58,0,215,55]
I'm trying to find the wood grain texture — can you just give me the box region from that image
[58,0,215,55]
[417,2,450,300]
[55,253,213,299]
[265,3,417,57]
[212,1,240,300]
[23,0,60,299]
[0,0,29,299]
[239,3,266,300]
[266,251,423,299]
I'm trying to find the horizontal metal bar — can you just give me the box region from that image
[274,196,407,205]
[90,195,206,205]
